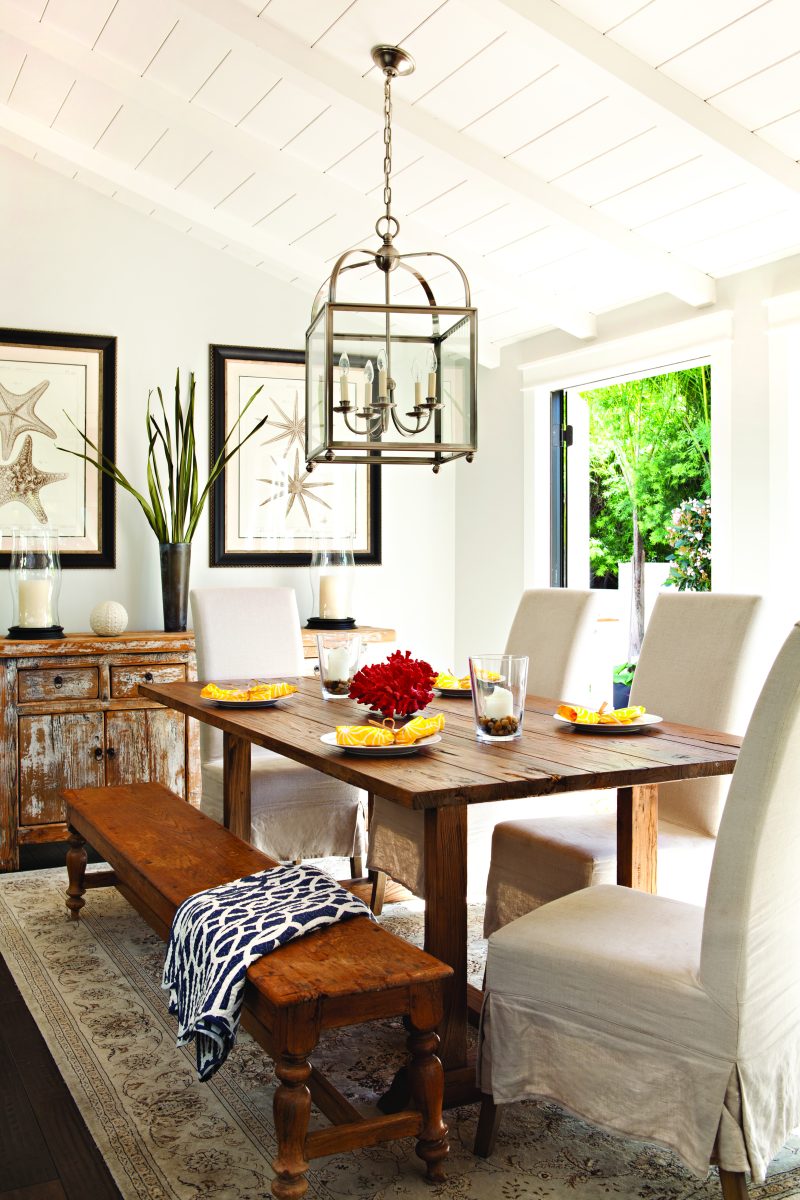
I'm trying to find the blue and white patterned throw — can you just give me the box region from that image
[162,864,374,1080]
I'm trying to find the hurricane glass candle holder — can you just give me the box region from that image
[469,654,529,742]
[317,633,362,700]
[8,526,64,640]
[307,533,356,629]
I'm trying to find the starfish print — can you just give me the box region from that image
[0,435,67,523]
[259,448,333,526]
[261,392,305,454]
[0,378,56,460]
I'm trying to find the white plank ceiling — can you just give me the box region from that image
[2,0,800,351]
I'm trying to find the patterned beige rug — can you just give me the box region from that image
[1,867,798,1200]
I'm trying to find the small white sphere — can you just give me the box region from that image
[90,600,129,636]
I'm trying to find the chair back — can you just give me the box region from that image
[700,624,800,1057]
[629,592,761,835]
[190,587,304,761]
[504,588,595,699]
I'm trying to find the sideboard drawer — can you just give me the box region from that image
[110,662,187,698]
[18,666,99,702]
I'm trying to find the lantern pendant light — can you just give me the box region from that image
[305,45,478,472]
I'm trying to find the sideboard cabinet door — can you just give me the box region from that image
[18,712,105,825]
[105,709,186,796]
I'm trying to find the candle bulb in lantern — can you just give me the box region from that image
[377,348,388,399]
[426,348,438,401]
[412,359,423,407]
[483,685,514,720]
[363,359,374,407]
[338,352,350,406]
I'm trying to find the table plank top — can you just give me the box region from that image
[139,678,741,811]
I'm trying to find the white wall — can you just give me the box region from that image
[456,254,800,693]
[0,148,456,669]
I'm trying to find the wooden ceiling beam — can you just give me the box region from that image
[470,0,800,197]
[180,0,716,308]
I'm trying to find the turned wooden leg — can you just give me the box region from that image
[719,1169,749,1199]
[474,1094,504,1158]
[272,1053,312,1200]
[369,869,387,915]
[408,1023,449,1182]
[65,827,88,920]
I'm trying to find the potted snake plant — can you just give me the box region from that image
[62,370,265,631]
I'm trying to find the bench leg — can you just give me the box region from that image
[272,1052,312,1200]
[408,1023,449,1182]
[65,827,88,920]
[369,869,387,916]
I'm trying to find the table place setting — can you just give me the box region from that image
[553,701,663,734]
[199,680,299,709]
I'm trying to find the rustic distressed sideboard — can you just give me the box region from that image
[0,632,200,871]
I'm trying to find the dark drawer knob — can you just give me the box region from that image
[106,746,116,759]
[93,747,103,760]
[144,672,153,682]
[54,675,63,689]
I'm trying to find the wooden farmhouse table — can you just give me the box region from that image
[139,678,741,1105]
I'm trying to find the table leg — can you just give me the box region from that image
[423,805,468,1071]
[223,732,251,842]
[616,784,658,892]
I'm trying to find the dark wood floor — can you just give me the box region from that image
[0,843,122,1200]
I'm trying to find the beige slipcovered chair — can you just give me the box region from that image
[476,621,800,1197]
[483,592,761,936]
[366,589,597,909]
[191,587,366,867]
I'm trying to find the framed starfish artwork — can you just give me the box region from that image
[0,329,115,568]
[209,345,381,567]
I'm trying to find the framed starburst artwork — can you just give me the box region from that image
[209,345,381,567]
[0,328,115,568]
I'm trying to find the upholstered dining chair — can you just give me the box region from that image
[366,588,598,912]
[482,591,761,936]
[190,587,366,869]
[475,620,800,1199]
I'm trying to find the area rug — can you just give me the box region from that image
[1,868,798,1200]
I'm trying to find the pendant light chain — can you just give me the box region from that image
[383,71,393,230]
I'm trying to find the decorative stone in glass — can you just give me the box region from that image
[469,654,529,742]
[8,526,64,640]
[307,533,355,629]
[316,632,362,700]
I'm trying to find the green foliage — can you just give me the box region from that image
[613,662,636,686]
[61,370,265,544]
[664,497,712,591]
[584,365,711,584]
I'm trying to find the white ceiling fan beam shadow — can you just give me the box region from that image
[179,0,716,308]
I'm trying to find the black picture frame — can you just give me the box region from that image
[209,344,381,568]
[0,327,116,569]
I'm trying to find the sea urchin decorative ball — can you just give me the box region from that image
[89,600,129,636]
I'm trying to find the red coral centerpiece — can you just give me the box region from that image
[349,650,435,718]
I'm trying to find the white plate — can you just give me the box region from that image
[209,697,283,709]
[320,731,442,757]
[553,712,663,734]
[433,687,471,698]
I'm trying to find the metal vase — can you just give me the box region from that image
[159,542,191,632]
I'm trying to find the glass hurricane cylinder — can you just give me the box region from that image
[8,527,64,639]
[469,654,529,742]
[307,534,355,629]
[317,632,362,700]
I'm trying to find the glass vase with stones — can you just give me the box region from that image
[470,654,529,743]
[8,526,64,639]
[307,534,355,630]
[317,633,362,700]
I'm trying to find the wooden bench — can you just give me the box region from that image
[63,783,452,1200]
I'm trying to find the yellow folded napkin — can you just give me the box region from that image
[556,702,646,725]
[434,671,470,690]
[393,713,446,744]
[200,681,298,702]
[335,724,396,747]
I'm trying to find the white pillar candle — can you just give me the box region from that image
[319,573,349,619]
[18,579,52,627]
[326,646,351,680]
[483,685,514,719]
